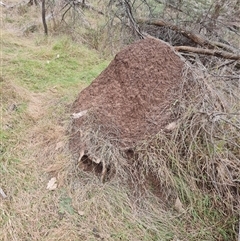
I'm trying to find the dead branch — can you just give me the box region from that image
[61,4,72,22]
[123,0,144,38]
[137,18,239,53]
[174,46,240,60]
[143,33,240,61]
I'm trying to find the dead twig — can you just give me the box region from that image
[216,60,236,69]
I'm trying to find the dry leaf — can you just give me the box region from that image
[78,210,85,216]
[72,110,88,119]
[0,187,7,199]
[47,177,57,191]
[165,121,177,131]
[174,197,185,213]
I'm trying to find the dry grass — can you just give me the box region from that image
[135,58,240,206]
[131,58,240,240]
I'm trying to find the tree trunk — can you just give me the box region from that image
[42,0,48,35]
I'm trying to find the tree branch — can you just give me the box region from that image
[137,18,239,53]
[123,0,144,38]
[174,46,240,60]
[142,33,240,61]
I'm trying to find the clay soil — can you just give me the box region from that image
[70,38,184,156]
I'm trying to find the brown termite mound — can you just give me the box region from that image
[69,37,185,182]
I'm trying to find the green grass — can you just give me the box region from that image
[3,35,109,92]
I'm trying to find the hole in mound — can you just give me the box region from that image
[78,155,103,174]
[125,149,134,159]
[78,155,114,181]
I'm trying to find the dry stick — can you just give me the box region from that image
[124,0,144,38]
[174,46,240,60]
[137,18,239,53]
[217,60,235,69]
[143,33,240,61]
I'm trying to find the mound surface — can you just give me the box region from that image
[70,38,184,157]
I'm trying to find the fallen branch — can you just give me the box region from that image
[143,33,240,61]
[137,18,239,53]
[174,46,240,60]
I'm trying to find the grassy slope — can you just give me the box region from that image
[0,5,238,241]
